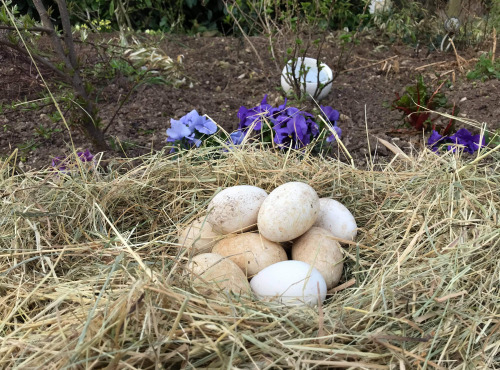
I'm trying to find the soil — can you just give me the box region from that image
[1,31,498,170]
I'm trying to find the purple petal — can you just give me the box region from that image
[320,106,340,123]
[167,119,191,140]
[428,130,443,146]
[229,130,245,145]
[326,126,342,142]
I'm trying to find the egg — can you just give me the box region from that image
[187,253,250,295]
[313,198,357,241]
[178,218,221,256]
[212,232,287,277]
[292,227,344,289]
[250,260,327,306]
[207,185,268,234]
[258,182,320,242]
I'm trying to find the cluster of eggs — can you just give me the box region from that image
[178,182,357,306]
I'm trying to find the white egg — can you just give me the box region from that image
[207,185,268,234]
[313,198,357,241]
[250,260,327,306]
[258,182,319,242]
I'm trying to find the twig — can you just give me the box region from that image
[223,0,266,77]
[0,39,69,81]
[492,27,497,63]
[328,278,356,294]
[343,55,398,73]
[435,290,467,302]
[448,38,464,73]
[415,61,448,71]
[0,25,54,33]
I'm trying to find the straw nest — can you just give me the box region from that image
[0,144,499,369]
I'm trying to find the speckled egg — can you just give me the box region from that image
[257,182,319,242]
[292,227,344,289]
[187,253,251,295]
[212,232,287,277]
[313,198,357,241]
[178,218,221,256]
[207,185,268,234]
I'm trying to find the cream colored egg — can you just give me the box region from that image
[187,253,250,295]
[178,218,221,256]
[212,232,287,277]
[313,198,357,241]
[207,185,268,234]
[250,260,327,306]
[292,227,344,289]
[258,182,319,242]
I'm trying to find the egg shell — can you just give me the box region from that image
[212,232,287,277]
[313,198,357,241]
[257,182,320,242]
[292,227,344,289]
[207,185,268,234]
[187,253,250,295]
[250,260,327,306]
[178,218,221,256]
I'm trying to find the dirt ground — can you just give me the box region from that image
[0,31,498,170]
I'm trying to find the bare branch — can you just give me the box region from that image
[32,0,71,70]
[56,0,78,67]
[0,39,70,81]
[0,25,54,33]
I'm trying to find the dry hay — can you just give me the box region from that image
[0,144,499,369]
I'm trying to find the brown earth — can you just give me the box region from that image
[0,32,498,170]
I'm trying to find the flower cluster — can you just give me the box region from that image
[166,110,217,151]
[428,128,485,154]
[237,95,341,150]
[164,96,342,152]
[51,149,95,172]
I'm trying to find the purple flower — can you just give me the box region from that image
[320,106,342,143]
[272,107,319,149]
[167,119,192,141]
[320,105,340,124]
[427,130,445,152]
[229,130,245,145]
[447,128,485,154]
[166,110,216,151]
[326,126,342,143]
[427,128,484,154]
[77,149,94,162]
[237,95,274,131]
[51,149,95,172]
[184,110,217,135]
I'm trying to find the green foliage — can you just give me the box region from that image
[391,75,457,134]
[226,0,365,36]
[34,124,62,140]
[369,1,445,48]
[466,53,500,81]
[66,0,225,33]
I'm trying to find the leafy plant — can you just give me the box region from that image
[34,124,62,140]
[391,75,457,135]
[466,53,500,81]
[1,0,110,150]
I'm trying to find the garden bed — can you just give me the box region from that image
[0,33,498,169]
